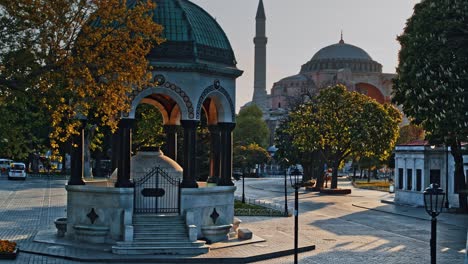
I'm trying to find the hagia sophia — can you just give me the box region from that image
[246,0,398,145]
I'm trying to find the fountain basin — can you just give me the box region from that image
[54,218,67,237]
[201,224,232,243]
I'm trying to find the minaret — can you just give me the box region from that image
[253,0,268,109]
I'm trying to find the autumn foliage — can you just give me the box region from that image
[0,0,164,148]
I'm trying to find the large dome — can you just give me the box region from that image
[143,0,237,66]
[311,41,372,61]
[300,39,382,73]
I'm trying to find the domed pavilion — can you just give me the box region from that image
[65,0,243,255]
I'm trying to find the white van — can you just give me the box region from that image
[8,162,26,180]
[0,159,12,174]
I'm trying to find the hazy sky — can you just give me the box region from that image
[190,0,420,111]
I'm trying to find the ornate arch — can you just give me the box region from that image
[196,82,236,123]
[128,81,195,120]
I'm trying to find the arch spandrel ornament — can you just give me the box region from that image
[127,80,195,121]
[196,81,236,123]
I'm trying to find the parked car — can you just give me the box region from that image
[0,159,12,174]
[8,162,27,180]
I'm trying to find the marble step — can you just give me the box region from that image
[112,245,209,255]
[133,232,188,239]
[116,241,206,247]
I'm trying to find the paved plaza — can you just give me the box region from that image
[0,176,466,263]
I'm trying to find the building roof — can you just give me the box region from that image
[143,0,237,66]
[311,39,373,61]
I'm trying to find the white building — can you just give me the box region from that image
[394,140,468,208]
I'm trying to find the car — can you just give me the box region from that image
[8,162,27,180]
[0,159,12,174]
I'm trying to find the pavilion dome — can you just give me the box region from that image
[140,0,237,66]
[300,38,382,73]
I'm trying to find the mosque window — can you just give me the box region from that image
[278,102,281,108]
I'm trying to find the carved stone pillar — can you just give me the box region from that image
[115,118,135,188]
[181,120,199,188]
[163,125,179,161]
[68,120,86,186]
[218,122,236,186]
[207,125,221,184]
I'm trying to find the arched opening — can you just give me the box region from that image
[355,83,385,104]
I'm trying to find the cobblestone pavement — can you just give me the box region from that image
[0,176,466,263]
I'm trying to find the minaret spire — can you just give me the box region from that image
[253,0,268,110]
[339,30,344,44]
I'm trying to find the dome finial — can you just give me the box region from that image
[339,30,344,44]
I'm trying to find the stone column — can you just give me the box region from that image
[207,125,221,184]
[68,120,86,185]
[218,122,236,186]
[115,118,135,188]
[163,125,178,161]
[181,120,199,188]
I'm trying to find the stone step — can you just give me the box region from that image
[112,245,209,255]
[116,241,206,247]
[133,237,190,242]
[133,231,188,236]
[134,227,187,232]
[133,215,183,220]
[132,234,189,238]
[133,229,187,234]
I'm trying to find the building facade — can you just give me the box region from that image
[394,141,468,208]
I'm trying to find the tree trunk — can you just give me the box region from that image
[360,169,363,179]
[331,164,339,189]
[303,163,312,182]
[451,142,467,212]
[353,166,357,183]
[367,168,371,183]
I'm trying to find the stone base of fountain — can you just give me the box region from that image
[201,224,232,243]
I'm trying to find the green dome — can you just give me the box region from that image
[145,0,237,66]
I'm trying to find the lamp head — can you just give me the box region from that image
[423,183,445,217]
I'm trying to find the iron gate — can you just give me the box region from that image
[134,166,181,214]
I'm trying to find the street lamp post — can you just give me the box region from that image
[445,145,449,208]
[241,156,246,204]
[289,166,302,264]
[283,158,289,216]
[423,184,445,264]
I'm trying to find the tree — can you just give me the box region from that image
[133,104,164,151]
[393,0,468,210]
[234,105,270,148]
[288,85,401,189]
[0,90,50,161]
[233,143,270,177]
[397,124,425,145]
[0,0,164,148]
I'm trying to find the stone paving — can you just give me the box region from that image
[0,176,466,263]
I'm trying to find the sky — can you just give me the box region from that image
[190,0,420,112]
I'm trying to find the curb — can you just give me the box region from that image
[20,243,316,263]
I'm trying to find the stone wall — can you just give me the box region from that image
[66,185,134,243]
[181,186,235,239]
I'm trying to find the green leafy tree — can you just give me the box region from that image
[289,85,401,189]
[393,0,468,210]
[234,105,269,148]
[133,104,164,151]
[233,143,270,177]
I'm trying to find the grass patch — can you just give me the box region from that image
[234,200,265,210]
[353,181,390,192]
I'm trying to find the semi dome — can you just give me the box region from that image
[300,38,382,73]
[143,0,237,66]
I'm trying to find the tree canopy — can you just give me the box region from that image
[234,104,270,148]
[393,0,468,210]
[0,0,164,149]
[287,85,401,189]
